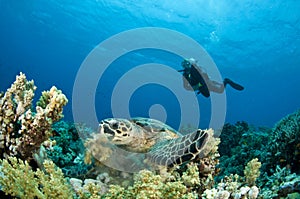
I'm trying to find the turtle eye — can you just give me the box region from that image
[112,123,118,129]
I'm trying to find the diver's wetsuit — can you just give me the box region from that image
[181,64,210,97]
[179,60,244,97]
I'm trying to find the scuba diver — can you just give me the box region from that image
[178,58,244,97]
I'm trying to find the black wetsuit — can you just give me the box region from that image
[182,65,210,97]
[180,64,244,97]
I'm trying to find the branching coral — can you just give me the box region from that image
[202,159,261,199]
[0,156,73,198]
[259,166,300,198]
[0,72,68,160]
[244,158,261,186]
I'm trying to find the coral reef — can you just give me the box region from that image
[259,165,300,198]
[218,121,250,157]
[0,74,299,199]
[104,169,197,199]
[71,128,221,198]
[244,158,261,186]
[69,176,109,199]
[202,158,261,199]
[0,156,73,198]
[45,121,93,178]
[0,72,68,160]
[264,109,300,174]
[217,122,269,180]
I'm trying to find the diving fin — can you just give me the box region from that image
[224,78,244,91]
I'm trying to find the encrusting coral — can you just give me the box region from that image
[0,72,68,160]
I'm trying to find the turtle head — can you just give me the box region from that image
[99,118,138,145]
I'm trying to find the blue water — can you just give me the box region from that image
[1,1,299,129]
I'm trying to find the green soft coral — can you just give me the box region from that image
[0,156,74,199]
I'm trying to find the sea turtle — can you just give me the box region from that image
[96,117,214,168]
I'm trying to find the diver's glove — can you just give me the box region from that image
[223,78,244,91]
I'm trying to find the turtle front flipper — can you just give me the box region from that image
[146,129,214,168]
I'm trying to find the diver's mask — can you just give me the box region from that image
[182,58,197,69]
[181,59,192,69]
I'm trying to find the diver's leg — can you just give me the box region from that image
[207,81,225,93]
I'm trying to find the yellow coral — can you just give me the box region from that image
[0,157,73,199]
[104,169,197,199]
[182,163,200,186]
[244,158,261,186]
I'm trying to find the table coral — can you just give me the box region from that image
[0,72,68,160]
